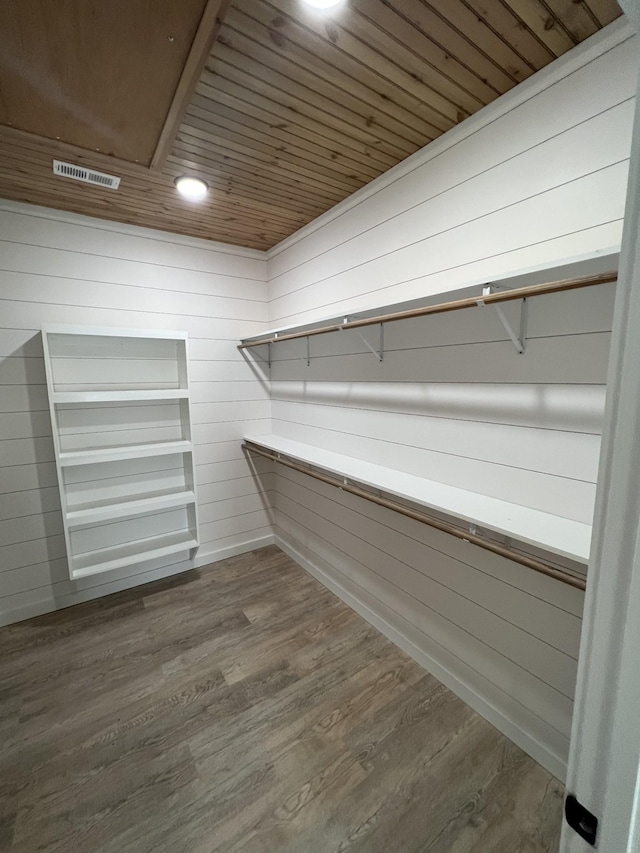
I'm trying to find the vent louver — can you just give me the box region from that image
[53,160,121,190]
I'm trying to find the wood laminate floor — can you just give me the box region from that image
[0,546,563,852]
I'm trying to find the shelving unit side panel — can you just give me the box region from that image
[41,329,73,578]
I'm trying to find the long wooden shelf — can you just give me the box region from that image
[243,435,590,588]
[239,271,616,350]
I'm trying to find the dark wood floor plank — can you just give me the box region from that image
[0,545,563,852]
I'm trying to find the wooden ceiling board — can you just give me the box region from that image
[186,103,377,193]
[334,0,501,104]
[187,98,383,184]
[0,0,623,250]
[461,0,558,67]
[212,35,428,154]
[0,0,209,165]
[190,92,384,181]
[202,59,414,161]
[500,0,579,55]
[0,136,285,249]
[195,73,402,172]
[230,2,458,137]
[231,1,467,128]
[166,144,342,214]
[534,0,604,40]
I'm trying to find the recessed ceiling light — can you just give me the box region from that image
[302,0,344,9]
[175,176,208,201]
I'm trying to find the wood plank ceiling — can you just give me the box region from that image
[0,0,622,251]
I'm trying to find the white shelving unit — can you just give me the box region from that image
[42,325,199,581]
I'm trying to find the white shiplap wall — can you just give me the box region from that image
[267,21,635,326]
[0,201,272,626]
[262,22,638,779]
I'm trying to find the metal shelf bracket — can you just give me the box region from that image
[346,322,384,362]
[252,341,271,368]
[479,285,528,354]
[297,336,310,366]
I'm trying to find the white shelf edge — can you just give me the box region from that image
[52,389,189,403]
[244,434,592,565]
[70,533,199,580]
[42,324,188,340]
[59,440,193,467]
[66,490,197,527]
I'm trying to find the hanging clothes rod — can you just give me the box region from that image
[238,271,616,350]
[243,441,587,592]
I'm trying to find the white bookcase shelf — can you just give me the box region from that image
[71,531,200,580]
[65,489,197,526]
[42,325,200,582]
[51,389,191,403]
[58,440,194,467]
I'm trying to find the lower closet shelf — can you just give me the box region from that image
[69,531,199,580]
[243,434,591,574]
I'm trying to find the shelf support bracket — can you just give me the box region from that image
[252,342,271,368]
[479,285,527,354]
[349,323,384,362]
[297,336,311,366]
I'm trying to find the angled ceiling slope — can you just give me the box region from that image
[0,0,622,250]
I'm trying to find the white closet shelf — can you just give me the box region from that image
[52,389,189,403]
[239,272,616,351]
[244,434,591,565]
[59,440,193,467]
[70,530,198,580]
[66,490,197,527]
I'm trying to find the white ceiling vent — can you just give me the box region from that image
[53,160,121,190]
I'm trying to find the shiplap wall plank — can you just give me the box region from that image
[0,207,267,279]
[270,382,606,434]
[0,202,272,625]
[262,35,637,778]
[269,163,628,325]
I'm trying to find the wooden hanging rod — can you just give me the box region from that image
[239,271,617,350]
[243,442,587,592]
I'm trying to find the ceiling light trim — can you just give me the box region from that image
[175,175,209,201]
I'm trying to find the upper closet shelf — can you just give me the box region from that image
[238,271,616,359]
[243,434,591,569]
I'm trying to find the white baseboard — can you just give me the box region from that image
[193,535,276,570]
[276,530,568,782]
[0,534,275,628]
